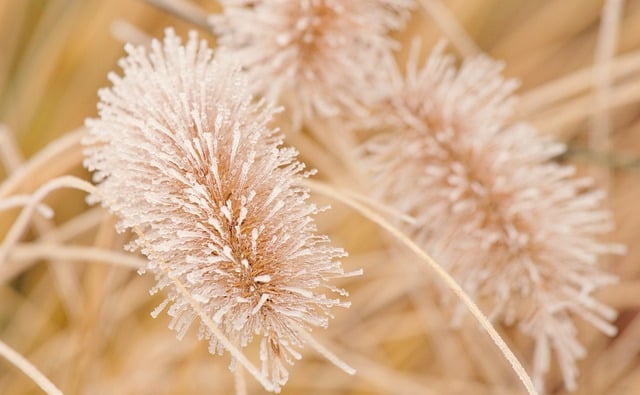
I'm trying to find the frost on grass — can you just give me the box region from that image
[210,0,414,127]
[358,42,623,392]
[83,29,349,391]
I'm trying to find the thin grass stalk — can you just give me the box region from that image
[418,0,480,57]
[303,178,538,395]
[305,121,369,191]
[132,225,276,392]
[519,49,640,115]
[532,76,640,136]
[0,176,96,265]
[1,173,278,391]
[580,312,640,394]
[590,0,624,196]
[0,128,84,199]
[0,196,52,217]
[233,363,247,395]
[110,19,153,47]
[0,126,23,170]
[141,0,210,31]
[8,243,145,270]
[0,339,63,395]
[292,323,356,376]
[11,174,283,392]
[0,125,84,318]
[0,208,107,284]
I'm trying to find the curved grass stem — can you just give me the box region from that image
[0,175,276,392]
[303,178,538,395]
[133,226,276,392]
[293,323,356,376]
[0,339,63,395]
[0,176,96,265]
[8,243,145,270]
[0,128,85,200]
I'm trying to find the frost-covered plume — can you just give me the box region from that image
[84,28,351,391]
[358,42,623,392]
[211,0,414,127]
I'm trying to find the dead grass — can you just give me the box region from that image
[1,0,640,394]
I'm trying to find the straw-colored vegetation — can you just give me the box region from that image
[1,1,640,394]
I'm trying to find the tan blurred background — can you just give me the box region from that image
[1,0,640,394]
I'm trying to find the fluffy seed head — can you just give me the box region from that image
[358,42,623,392]
[83,28,349,391]
[211,0,414,127]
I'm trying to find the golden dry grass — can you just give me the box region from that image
[1,0,640,394]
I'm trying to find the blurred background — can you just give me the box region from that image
[1,0,640,394]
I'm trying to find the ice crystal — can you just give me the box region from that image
[210,0,414,127]
[83,28,349,391]
[359,42,623,392]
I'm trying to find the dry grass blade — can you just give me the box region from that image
[0,129,85,199]
[0,339,62,395]
[418,0,480,56]
[0,176,96,264]
[1,1,636,394]
[590,0,624,192]
[142,0,210,31]
[8,243,145,270]
[518,49,640,115]
[303,179,538,395]
[132,226,277,392]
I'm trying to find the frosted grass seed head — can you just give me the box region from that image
[211,0,414,127]
[83,28,351,392]
[359,42,623,392]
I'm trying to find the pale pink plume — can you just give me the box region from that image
[84,28,351,392]
[210,0,414,127]
[359,42,624,392]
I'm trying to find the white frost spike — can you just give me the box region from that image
[84,28,352,392]
[252,294,270,315]
[255,275,272,283]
